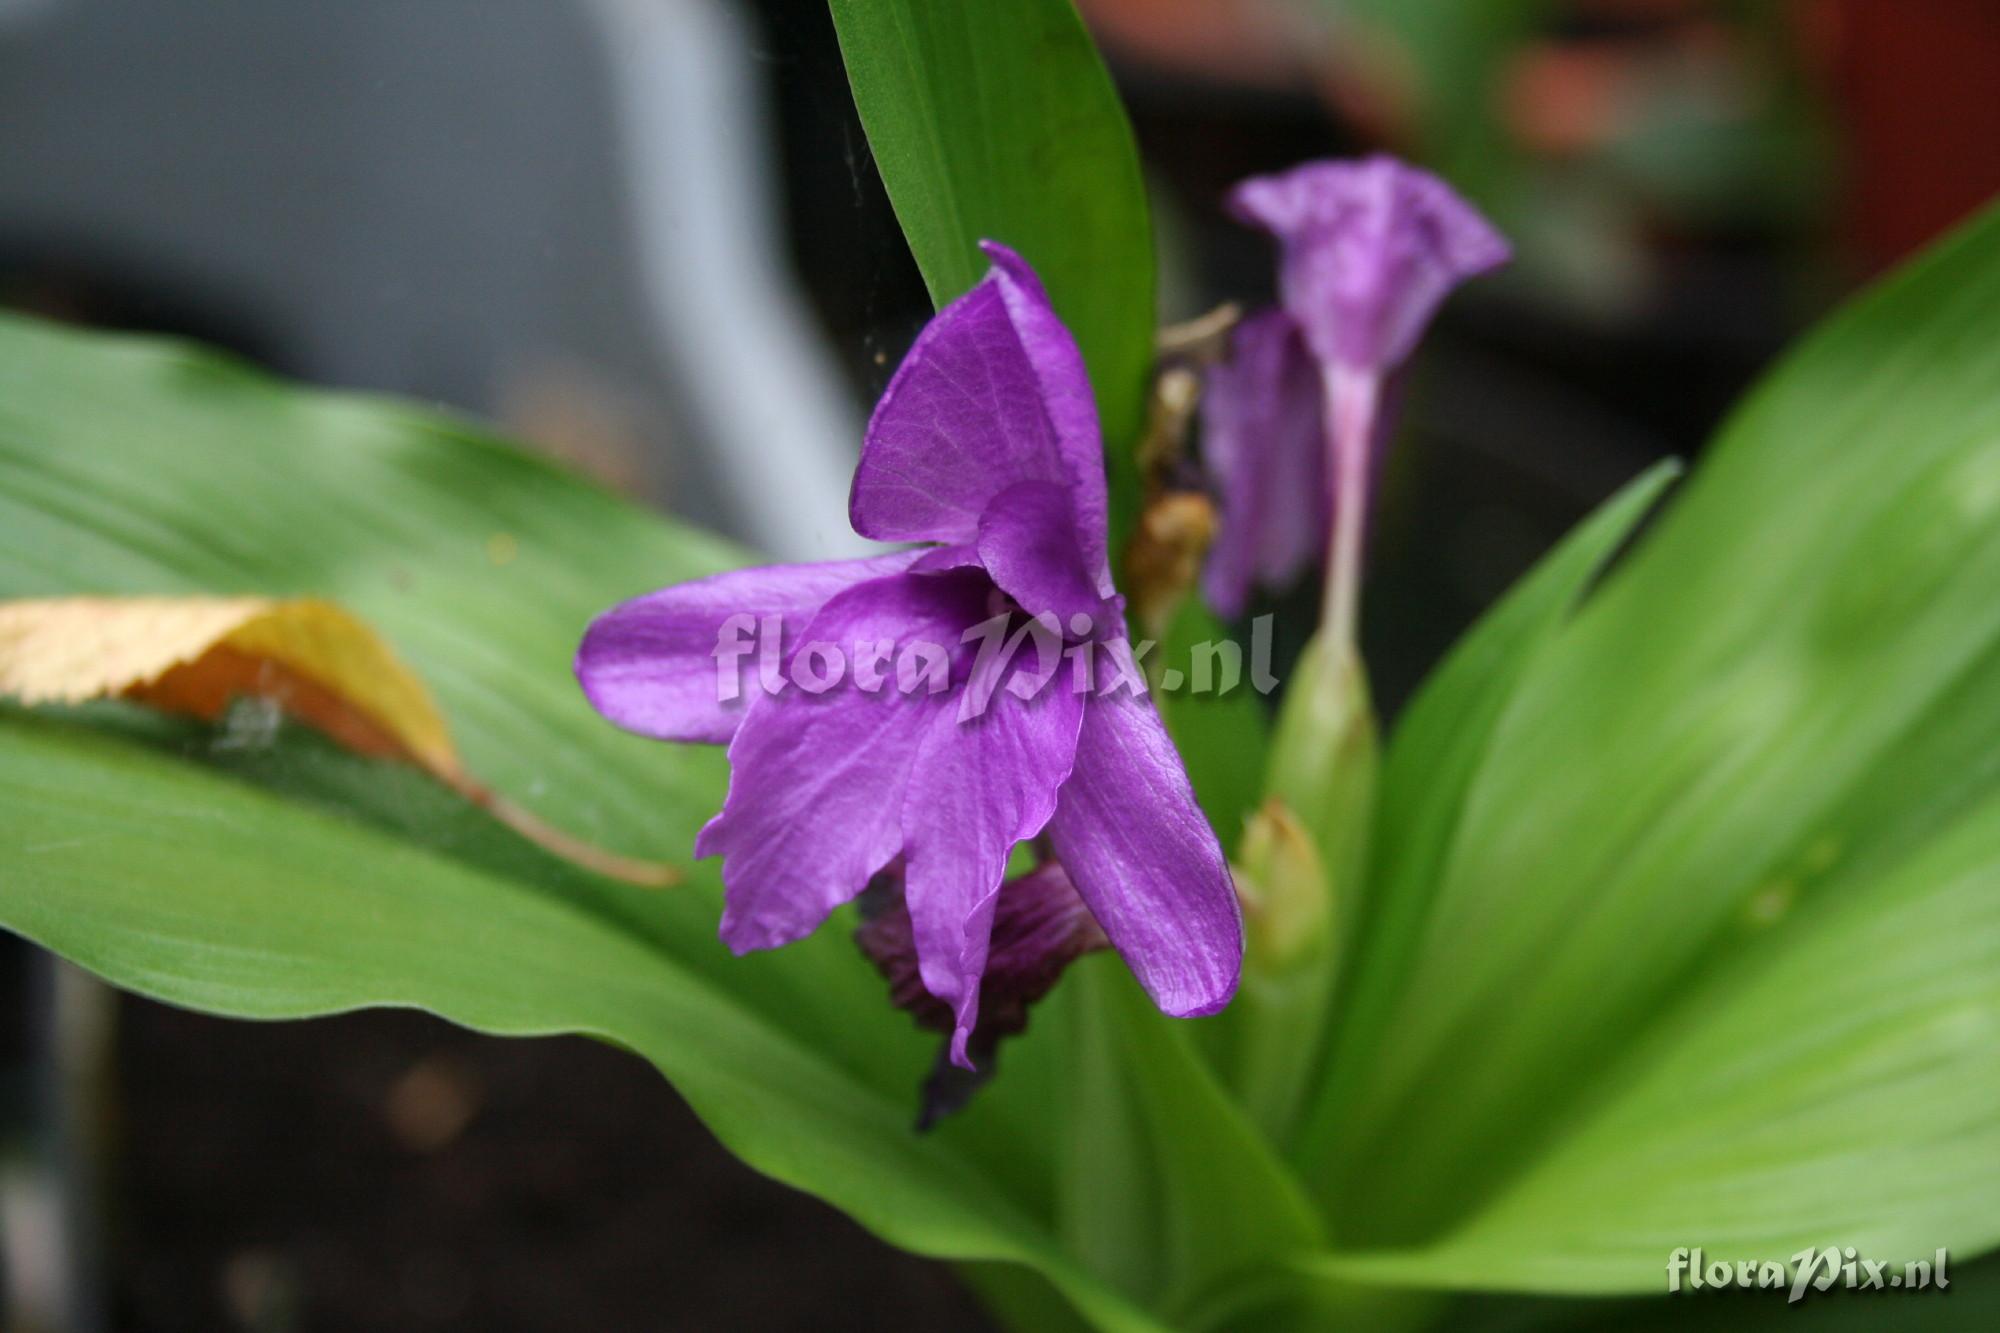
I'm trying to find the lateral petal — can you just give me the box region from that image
[979,241,1113,587]
[977,480,1109,631]
[1049,642,1243,1017]
[575,551,923,744]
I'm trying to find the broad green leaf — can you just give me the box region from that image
[827,0,1156,539]
[0,314,893,1080]
[1216,462,1678,1161]
[1320,784,2000,1294]
[1297,460,1681,1174]
[1312,201,2000,1278]
[960,1261,1098,1333]
[0,314,1160,1331]
[0,714,1156,1333]
[1060,961,1324,1321]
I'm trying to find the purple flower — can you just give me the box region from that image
[1202,156,1508,626]
[577,242,1241,1066]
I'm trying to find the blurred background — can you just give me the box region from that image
[1,0,1994,1327]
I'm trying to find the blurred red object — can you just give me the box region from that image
[1802,0,2000,270]
[1080,0,1327,89]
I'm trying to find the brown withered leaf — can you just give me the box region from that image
[0,596,677,887]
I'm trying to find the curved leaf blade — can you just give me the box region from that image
[1299,460,1681,1181]
[1322,201,2000,1277]
[0,314,1158,1329]
[0,714,1162,1331]
[828,0,1156,532]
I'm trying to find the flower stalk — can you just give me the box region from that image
[1320,367,1380,654]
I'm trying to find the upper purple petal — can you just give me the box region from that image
[1229,155,1508,372]
[977,481,1111,632]
[849,243,1109,585]
[1048,641,1243,1017]
[1200,309,1329,619]
[978,242,1114,591]
[698,570,987,952]
[574,551,925,744]
[901,648,1084,1067]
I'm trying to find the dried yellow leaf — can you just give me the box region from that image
[0,596,676,887]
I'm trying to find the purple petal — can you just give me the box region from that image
[1229,155,1509,372]
[977,481,1109,631]
[902,648,1084,1067]
[908,543,984,576]
[575,551,924,744]
[849,244,1108,583]
[979,242,1113,589]
[1049,641,1243,1017]
[1200,310,1329,619]
[698,570,986,952]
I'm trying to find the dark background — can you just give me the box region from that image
[2,0,1996,1328]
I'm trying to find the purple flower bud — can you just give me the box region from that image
[1227,155,1510,374]
[1200,309,1327,620]
[1203,156,1508,633]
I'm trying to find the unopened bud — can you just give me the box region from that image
[1234,799,1331,974]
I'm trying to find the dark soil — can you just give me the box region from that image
[108,998,993,1332]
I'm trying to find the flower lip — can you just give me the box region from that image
[856,858,1110,1128]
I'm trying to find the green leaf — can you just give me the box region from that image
[0,314,1162,1331]
[1311,201,2000,1280]
[828,0,1156,541]
[1206,461,1680,1164]
[1320,784,2000,1293]
[1060,961,1324,1321]
[1297,460,1681,1174]
[1,713,1156,1331]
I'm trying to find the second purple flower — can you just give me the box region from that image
[1202,156,1511,631]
